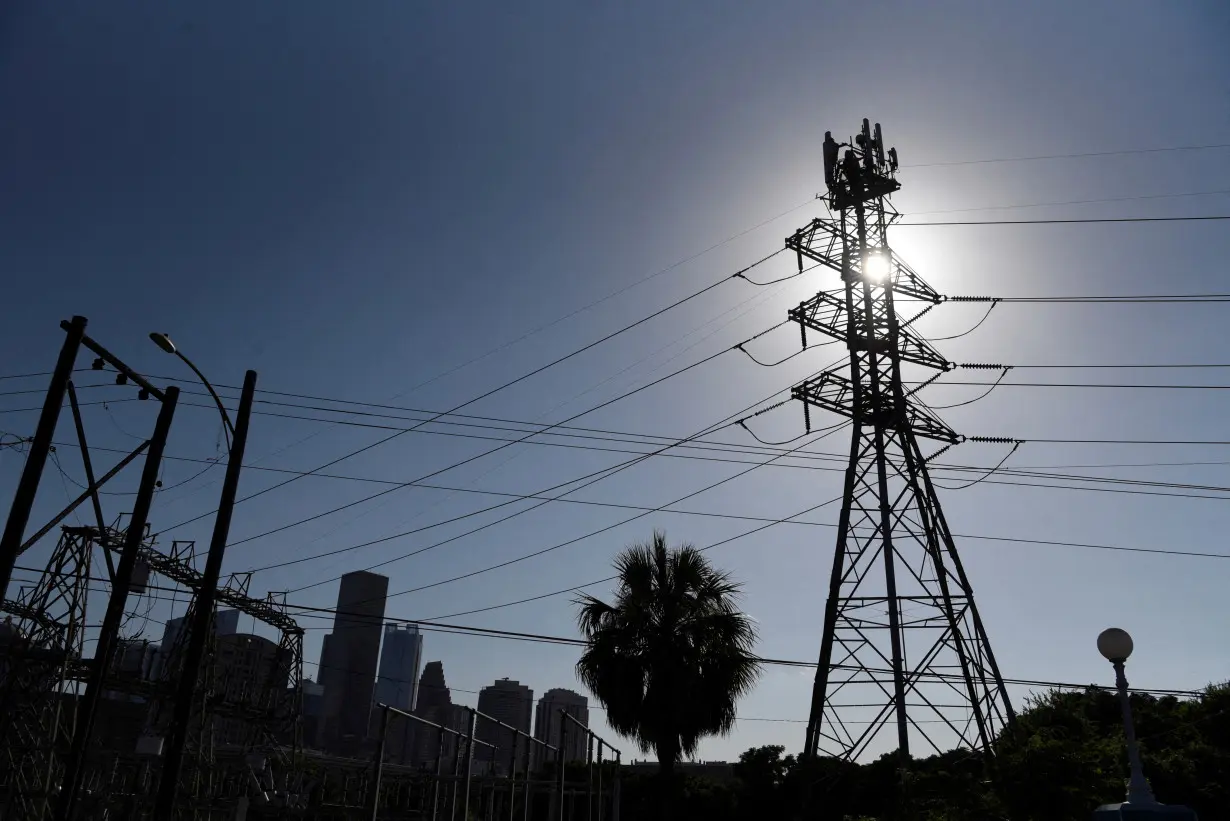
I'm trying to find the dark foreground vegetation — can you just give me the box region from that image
[617,684,1230,821]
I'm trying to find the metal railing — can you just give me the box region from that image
[368,703,622,821]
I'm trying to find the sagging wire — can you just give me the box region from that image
[49,451,86,525]
[934,438,1023,490]
[729,248,787,284]
[929,299,1000,341]
[736,399,847,446]
[0,431,32,454]
[735,259,824,286]
[737,338,837,367]
[929,365,1013,409]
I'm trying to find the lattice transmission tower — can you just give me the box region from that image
[787,120,1014,764]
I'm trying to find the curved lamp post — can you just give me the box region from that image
[150,332,234,445]
[148,332,258,817]
[1093,628,1198,820]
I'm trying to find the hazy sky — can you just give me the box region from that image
[3,1,1229,762]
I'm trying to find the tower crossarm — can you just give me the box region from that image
[793,370,960,444]
[788,293,951,371]
[786,219,943,304]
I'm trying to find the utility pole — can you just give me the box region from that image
[55,385,179,820]
[789,121,1014,777]
[154,369,257,817]
[0,315,86,599]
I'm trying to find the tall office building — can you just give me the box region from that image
[374,623,423,712]
[411,661,455,765]
[533,689,589,767]
[476,678,533,772]
[317,571,389,755]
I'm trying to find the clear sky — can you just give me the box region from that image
[2,1,1229,763]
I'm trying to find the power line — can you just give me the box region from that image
[5,568,1207,700]
[385,202,814,400]
[157,250,785,537]
[897,215,1230,226]
[51,435,1230,545]
[903,142,1230,169]
[226,344,735,551]
[907,187,1230,217]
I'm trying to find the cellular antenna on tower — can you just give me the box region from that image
[786,121,1014,771]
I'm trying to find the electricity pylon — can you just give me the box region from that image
[788,120,1013,765]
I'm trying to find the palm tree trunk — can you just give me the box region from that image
[656,740,679,821]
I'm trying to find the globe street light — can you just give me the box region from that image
[149,332,234,447]
[1097,627,1156,807]
[1093,629,1198,820]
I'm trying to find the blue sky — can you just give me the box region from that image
[2,1,1229,762]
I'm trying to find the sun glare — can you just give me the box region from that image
[863,249,890,283]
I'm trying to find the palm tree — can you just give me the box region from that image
[574,530,760,784]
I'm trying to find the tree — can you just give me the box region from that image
[574,530,760,788]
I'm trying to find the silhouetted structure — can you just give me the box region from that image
[788,120,1013,768]
[476,678,532,772]
[533,688,589,768]
[317,571,388,755]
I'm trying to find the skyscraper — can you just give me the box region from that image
[374,623,423,712]
[411,661,457,765]
[317,571,389,755]
[476,678,533,772]
[533,688,589,768]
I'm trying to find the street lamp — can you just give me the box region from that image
[1093,628,1198,821]
[148,331,258,817]
[149,332,234,446]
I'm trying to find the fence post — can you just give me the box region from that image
[463,707,477,821]
[612,750,621,821]
[508,733,519,821]
[557,715,568,821]
[586,732,594,821]
[595,742,604,821]
[367,705,391,820]
[450,726,464,821]
[432,725,445,821]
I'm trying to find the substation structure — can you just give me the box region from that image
[0,317,622,820]
[0,523,307,819]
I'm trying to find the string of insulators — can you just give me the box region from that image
[960,363,1015,371]
[924,443,954,463]
[947,296,998,303]
[966,435,1022,444]
[900,303,937,329]
[905,371,945,397]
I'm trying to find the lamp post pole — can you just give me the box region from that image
[1093,628,1198,820]
[149,332,257,817]
[1111,657,1156,806]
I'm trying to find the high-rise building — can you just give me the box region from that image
[533,689,589,768]
[317,571,389,755]
[476,678,533,772]
[374,624,423,712]
[411,661,455,765]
